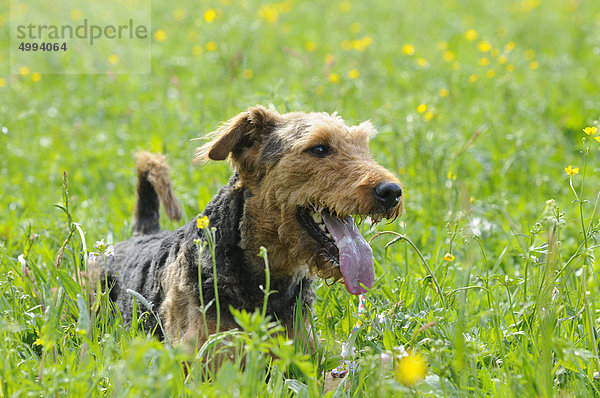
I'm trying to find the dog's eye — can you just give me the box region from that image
[308,145,332,158]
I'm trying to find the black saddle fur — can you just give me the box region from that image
[101,173,314,338]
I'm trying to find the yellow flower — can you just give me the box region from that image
[465,29,478,41]
[529,61,539,70]
[525,49,536,60]
[416,103,427,113]
[305,41,316,52]
[358,36,372,49]
[197,215,210,230]
[506,64,515,72]
[204,8,217,22]
[192,45,203,56]
[444,253,455,261]
[348,69,359,79]
[402,44,415,56]
[328,73,340,83]
[0,78,5,87]
[206,41,218,52]
[70,8,82,21]
[19,66,30,75]
[477,40,491,52]
[439,88,449,97]
[498,55,508,64]
[352,38,370,50]
[565,165,579,176]
[443,50,455,62]
[258,5,279,23]
[325,54,335,64]
[468,74,478,83]
[154,29,166,42]
[487,69,496,78]
[350,22,361,33]
[242,69,253,79]
[31,72,41,82]
[424,111,434,121]
[108,54,119,65]
[396,352,427,386]
[339,1,351,12]
[594,136,600,143]
[478,57,490,66]
[504,41,516,51]
[583,127,597,136]
[173,8,186,21]
[417,57,428,67]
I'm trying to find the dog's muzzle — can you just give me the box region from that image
[373,182,402,210]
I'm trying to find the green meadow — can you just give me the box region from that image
[2,0,600,396]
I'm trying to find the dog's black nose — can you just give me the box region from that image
[374,182,402,208]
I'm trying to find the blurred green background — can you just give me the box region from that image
[1,0,600,396]
[2,0,599,241]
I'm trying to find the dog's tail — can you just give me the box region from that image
[133,152,182,236]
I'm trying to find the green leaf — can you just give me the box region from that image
[285,379,308,396]
[76,294,90,333]
[56,269,82,301]
[383,327,395,351]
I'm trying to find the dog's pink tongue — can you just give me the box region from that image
[322,213,374,295]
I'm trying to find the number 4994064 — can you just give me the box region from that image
[18,42,67,51]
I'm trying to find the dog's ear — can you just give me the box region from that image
[194,106,281,166]
[349,120,377,141]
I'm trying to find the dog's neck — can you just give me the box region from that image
[227,171,309,280]
[197,172,313,318]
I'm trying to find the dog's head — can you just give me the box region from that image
[195,106,403,294]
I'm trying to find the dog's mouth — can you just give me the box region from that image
[296,207,374,295]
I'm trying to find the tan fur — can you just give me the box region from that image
[159,251,237,350]
[135,151,183,221]
[193,106,283,164]
[104,106,402,374]
[197,107,403,282]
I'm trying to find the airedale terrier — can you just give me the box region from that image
[93,105,403,349]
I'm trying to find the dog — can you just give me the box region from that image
[91,105,403,352]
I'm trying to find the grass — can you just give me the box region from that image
[1,0,600,396]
